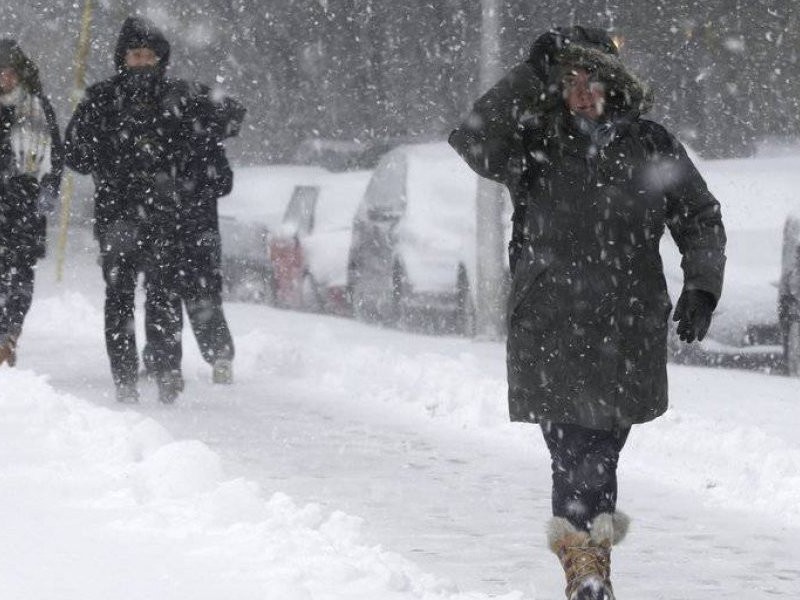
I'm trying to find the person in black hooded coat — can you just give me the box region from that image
[0,39,63,367]
[450,28,726,600]
[64,16,243,402]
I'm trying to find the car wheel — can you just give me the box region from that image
[785,321,800,376]
[301,273,323,313]
[456,265,476,337]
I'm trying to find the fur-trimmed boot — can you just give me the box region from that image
[547,512,629,600]
[0,333,18,367]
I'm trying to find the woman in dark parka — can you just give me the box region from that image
[450,31,726,600]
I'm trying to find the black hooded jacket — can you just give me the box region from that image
[64,16,245,244]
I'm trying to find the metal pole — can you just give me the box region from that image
[475,0,506,338]
[55,0,94,282]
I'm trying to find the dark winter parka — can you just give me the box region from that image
[0,39,63,265]
[64,17,185,252]
[451,44,726,431]
[64,17,244,259]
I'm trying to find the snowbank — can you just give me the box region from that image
[0,367,522,600]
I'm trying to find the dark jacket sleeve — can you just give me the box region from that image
[39,94,63,196]
[64,90,100,175]
[448,62,544,184]
[646,122,727,302]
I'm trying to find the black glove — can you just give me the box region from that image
[673,289,717,343]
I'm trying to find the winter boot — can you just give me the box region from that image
[0,334,18,367]
[212,358,233,384]
[547,512,629,600]
[157,370,184,404]
[115,381,140,403]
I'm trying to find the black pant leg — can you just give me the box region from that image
[541,422,630,531]
[185,291,234,363]
[144,267,183,375]
[0,261,35,338]
[102,250,140,386]
[143,294,183,374]
[184,233,234,364]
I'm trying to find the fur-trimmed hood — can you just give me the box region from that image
[527,26,618,82]
[0,39,42,95]
[556,44,653,117]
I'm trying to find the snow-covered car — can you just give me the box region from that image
[218,165,330,303]
[778,211,800,374]
[347,142,511,335]
[269,171,371,314]
[663,154,800,369]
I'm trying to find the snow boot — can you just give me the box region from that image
[115,381,140,403]
[547,512,629,600]
[212,358,233,384]
[157,370,184,404]
[0,334,18,367]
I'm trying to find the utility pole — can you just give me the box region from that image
[475,0,506,338]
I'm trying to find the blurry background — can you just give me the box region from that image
[3,0,798,162]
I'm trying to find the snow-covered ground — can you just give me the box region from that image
[1,224,799,599]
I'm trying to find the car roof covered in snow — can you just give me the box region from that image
[219,165,331,230]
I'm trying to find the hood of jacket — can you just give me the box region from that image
[555,44,653,118]
[527,26,618,83]
[0,39,42,95]
[114,16,171,74]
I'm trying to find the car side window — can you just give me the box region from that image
[284,185,319,235]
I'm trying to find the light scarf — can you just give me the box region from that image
[0,86,52,179]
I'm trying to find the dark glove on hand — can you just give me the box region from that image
[673,289,717,343]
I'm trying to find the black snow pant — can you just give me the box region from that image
[143,231,234,372]
[101,224,182,387]
[0,260,35,340]
[541,422,630,532]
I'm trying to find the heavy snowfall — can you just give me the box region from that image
[2,217,799,599]
[2,2,800,600]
